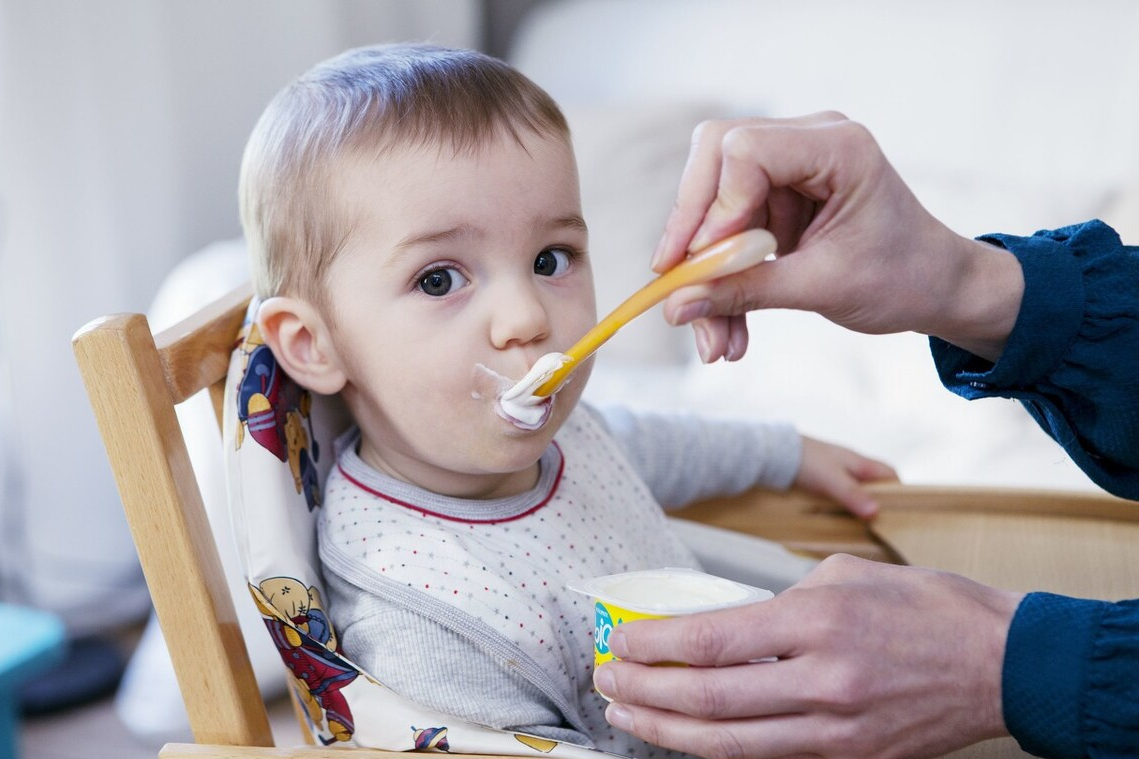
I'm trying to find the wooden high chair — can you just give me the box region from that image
[72,285,1139,759]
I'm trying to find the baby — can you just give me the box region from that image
[241,43,895,756]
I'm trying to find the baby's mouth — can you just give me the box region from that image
[495,353,570,431]
[496,392,554,431]
[472,362,560,431]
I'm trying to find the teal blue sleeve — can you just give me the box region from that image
[1003,593,1139,758]
[930,220,1139,500]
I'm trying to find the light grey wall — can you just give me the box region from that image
[0,0,480,634]
[481,0,552,58]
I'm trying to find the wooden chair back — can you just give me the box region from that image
[73,284,272,747]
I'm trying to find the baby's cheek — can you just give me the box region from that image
[470,362,510,402]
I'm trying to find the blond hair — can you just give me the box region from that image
[240,43,569,303]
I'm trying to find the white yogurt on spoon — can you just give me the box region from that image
[496,352,570,429]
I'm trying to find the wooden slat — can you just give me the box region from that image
[160,744,519,759]
[155,283,252,406]
[867,482,1137,521]
[73,309,273,747]
[874,509,1139,600]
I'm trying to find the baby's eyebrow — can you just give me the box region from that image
[394,215,587,253]
[395,222,482,251]
[545,214,588,233]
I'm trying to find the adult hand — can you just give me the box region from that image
[654,113,1024,364]
[594,554,1023,759]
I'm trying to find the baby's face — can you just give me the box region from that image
[323,130,596,499]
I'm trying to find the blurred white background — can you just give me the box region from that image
[2,0,1138,646]
[0,0,489,635]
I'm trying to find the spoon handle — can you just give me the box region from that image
[533,228,776,397]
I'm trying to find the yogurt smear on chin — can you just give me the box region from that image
[497,352,571,430]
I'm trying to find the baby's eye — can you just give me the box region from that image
[418,266,469,297]
[534,247,573,277]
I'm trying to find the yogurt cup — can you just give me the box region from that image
[568,568,774,667]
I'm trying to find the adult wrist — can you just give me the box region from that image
[927,236,1024,362]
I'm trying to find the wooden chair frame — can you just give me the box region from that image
[73,285,1137,759]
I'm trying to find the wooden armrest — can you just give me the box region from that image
[669,485,891,561]
[670,481,1135,564]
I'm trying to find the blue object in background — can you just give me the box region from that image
[0,603,66,759]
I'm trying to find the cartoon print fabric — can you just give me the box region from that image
[234,322,321,511]
[253,577,357,743]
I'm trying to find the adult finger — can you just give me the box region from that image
[724,314,749,361]
[662,257,787,325]
[685,125,773,254]
[603,703,819,759]
[654,119,738,273]
[656,114,821,272]
[689,315,746,364]
[686,113,856,254]
[607,595,800,666]
[595,657,811,720]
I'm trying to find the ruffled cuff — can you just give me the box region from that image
[930,224,1086,395]
[930,220,1139,499]
[1004,593,1139,758]
[1083,599,1139,755]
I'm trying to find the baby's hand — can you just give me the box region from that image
[794,436,898,518]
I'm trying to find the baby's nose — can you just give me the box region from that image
[489,285,550,349]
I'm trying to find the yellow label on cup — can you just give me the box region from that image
[593,599,663,666]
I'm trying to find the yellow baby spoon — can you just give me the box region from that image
[529,228,777,398]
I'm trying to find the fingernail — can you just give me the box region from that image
[605,702,633,732]
[593,664,616,699]
[672,299,711,326]
[726,324,748,362]
[608,628,628,658]
[693,322,713,363]
[651,233,669,270]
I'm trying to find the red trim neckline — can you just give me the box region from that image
[336,442,564,525]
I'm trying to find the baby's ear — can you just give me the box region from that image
[257,297,347,395]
